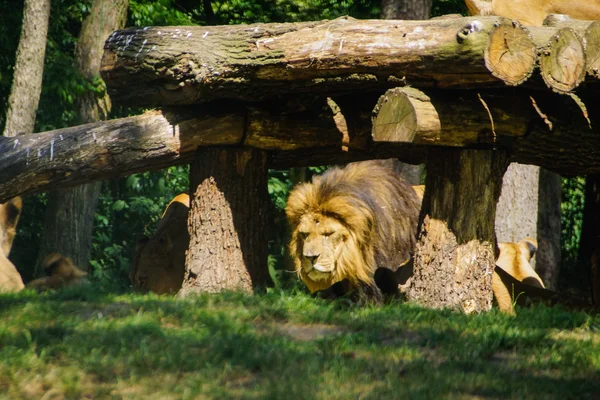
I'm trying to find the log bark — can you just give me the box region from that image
[101,16,541,106]
[0,108,245,203]
[2,0,50,137]
[180,147,270,295]
[543,17,600,79]
[407,149,509,313]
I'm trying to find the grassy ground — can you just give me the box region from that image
[1,284,599,399]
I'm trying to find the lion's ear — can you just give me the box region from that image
[518,238,538,261]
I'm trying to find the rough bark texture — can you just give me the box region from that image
[180,147,270,295]
[2,0,50,137]
[407,149,509,313]
[37,0,129,273]
[380,0,432,20]
[537,168,562,289]
[100,16,547,107]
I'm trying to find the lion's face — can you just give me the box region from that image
[296,212,349,283]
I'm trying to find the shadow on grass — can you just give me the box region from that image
[1,287,599,398]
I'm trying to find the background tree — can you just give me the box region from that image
[36,0,129,275]
[2,0,50,138]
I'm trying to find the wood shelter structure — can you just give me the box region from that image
[0,14,599,312]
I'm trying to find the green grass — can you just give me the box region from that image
[1,284,599,399]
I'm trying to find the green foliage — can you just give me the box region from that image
[90,166,189,285]
[128,0,196,27]
[561,177,585,263]
[1,287,599,398]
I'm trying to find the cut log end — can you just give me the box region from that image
[539,28,586,93]
[485,20,536,86]
[585,21,600,79]
[371,88,440,144]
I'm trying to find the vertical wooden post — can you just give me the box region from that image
[180,147,270,295]
[407,149,509,313]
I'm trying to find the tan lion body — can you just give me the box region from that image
[131,193,190,294]
[26,253,88,291]
[286,160,421,300]
[465,0,600,26]
[493,238,544,314]
[0,197,25,292]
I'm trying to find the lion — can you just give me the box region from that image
[286,160,421,302]
[26,253,88,291]
[0,197,25,292]
[493,238,544,314]
[130,193,190,294]
[465,0,600,26]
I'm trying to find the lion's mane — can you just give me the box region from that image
[286,160,421,293]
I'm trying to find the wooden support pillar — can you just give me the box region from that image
[180,147,270,295]
[406,148,509,313]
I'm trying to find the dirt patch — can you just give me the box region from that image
[274,322,346,341]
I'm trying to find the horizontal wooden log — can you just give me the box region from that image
[534,27,586,93]
[371,87,532,146]
[543,16,600,79]
[101,16,543,106]
[0,89,598,202]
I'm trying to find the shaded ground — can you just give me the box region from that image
[0,285,599,399]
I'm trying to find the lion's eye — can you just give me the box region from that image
[299,232,309,239]
[322,231,334,237]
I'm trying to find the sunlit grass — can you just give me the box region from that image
[1,284,599,399]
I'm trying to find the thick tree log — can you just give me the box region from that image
[535,28,586,93]
[0,108,245,203]
[371,87,531,146]
[407,149,509,313]
[181,147,270,295]
[100,16,545,106]
[485,19,536,86]
[543,16,600,79]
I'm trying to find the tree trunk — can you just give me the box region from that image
[578,174,600,301]
[380,0,432,20]
[537,168,562,289]
[2,0,50,138]
[379,0,431,184]
[180,147,270,295]
[495,163,540,276]
[407,149,509,313]
[37,0,129,273]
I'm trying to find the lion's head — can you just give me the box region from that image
[286,160,421,294]
[131,193,190,294]
[26,253,88,291]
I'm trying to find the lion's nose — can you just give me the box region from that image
[305,255,318,264]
